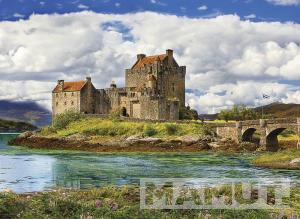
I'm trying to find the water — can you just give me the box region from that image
[0,134,300,193]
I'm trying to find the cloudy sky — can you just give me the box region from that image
[0,0,300,114]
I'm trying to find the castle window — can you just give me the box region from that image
[71,92,74,96]
[55,94,58,97]
[64,101,67,105]
[71,101,74,105]
[56,102,58,106]
[172,83,175,92]
[64,93,66,97]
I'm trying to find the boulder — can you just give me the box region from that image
[140,137,162,144]
[208,142,220,148]
[290,158,300,164]
[66,133,89,141]
[199,142,212,150]
[125,135,143,142]
[180,135,200,146]
[17,131,34,139]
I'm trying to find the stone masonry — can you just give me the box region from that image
[52,49,186,120]
[214,118,300,151]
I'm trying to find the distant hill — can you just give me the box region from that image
[254,102,300,118]
[0,100,51,127]
[200,102,300,120]
[0,118,37,133]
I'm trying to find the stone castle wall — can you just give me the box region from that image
[52,91,81,116]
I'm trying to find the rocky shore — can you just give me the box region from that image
[8,131,259,153]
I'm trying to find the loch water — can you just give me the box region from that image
[0,134,300,193]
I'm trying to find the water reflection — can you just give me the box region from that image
[0,134,300,193]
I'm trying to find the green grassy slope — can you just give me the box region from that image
[0,118,37,132]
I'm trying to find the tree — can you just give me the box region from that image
[179,106,199,120]
[218,105,258,121]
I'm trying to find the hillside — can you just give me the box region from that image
[255,102,300,118]
[200,102,300,120]
[0,100,51,126]
[0,118,37,133]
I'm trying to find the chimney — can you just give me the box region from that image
[166,49,173,65]
[137,54,146,60]
[110,80,117,88]
[57,80,64,92]
[166,49,173,57]
[86,77,91,83]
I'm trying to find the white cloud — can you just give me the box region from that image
[115,3,120,7]
[197,5,208,11]
[266,0,300,5]
[13,13,25,18]
[244,14,256,19]
[78,4,89,9]
[150,0,166,6]
[0,12,299,112]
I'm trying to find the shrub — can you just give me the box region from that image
[179,106,199,120]
[40,126,57,135]
[109,107,122,120]
[53,111,83,130]
[165,124,177,135]
[143,125,157,137]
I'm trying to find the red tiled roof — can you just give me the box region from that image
[132,54,167,70]
[52,80,86,93]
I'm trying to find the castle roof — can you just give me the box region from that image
[52,80,86,93]
[131,54,167,70]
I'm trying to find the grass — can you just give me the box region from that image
[205,120,235,124]
[252,149,300,165]
[40,117,212,140]
[1,185,298,218]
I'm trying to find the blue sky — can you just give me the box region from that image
[0,0,299,113]
[1,0,300,22]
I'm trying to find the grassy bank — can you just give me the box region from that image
[252,149,300,169]
[41,114,212,140]
[1,185,299,218]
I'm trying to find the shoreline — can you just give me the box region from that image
[9,133,214,153]
[9,132,300,170]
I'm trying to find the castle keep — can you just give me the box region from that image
[52,49,186,120]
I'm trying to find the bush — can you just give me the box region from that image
[179,106,198,120]
[143,125,157,137]
[165,124,177,135]
[53,111,83,130]
[109,107,122,120]
[40,126,57,135]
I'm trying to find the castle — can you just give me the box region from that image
[52,49,186,120]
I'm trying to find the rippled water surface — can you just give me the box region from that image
[0,134,300,193]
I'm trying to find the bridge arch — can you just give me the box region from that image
[242,128,257,142]
[266,128,286,151]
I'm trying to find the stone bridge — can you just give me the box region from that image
[213,118,300,151]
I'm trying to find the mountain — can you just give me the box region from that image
[200,102,300,120]
[0,100,51,127]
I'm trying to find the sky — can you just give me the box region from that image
[0,0,300,114]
